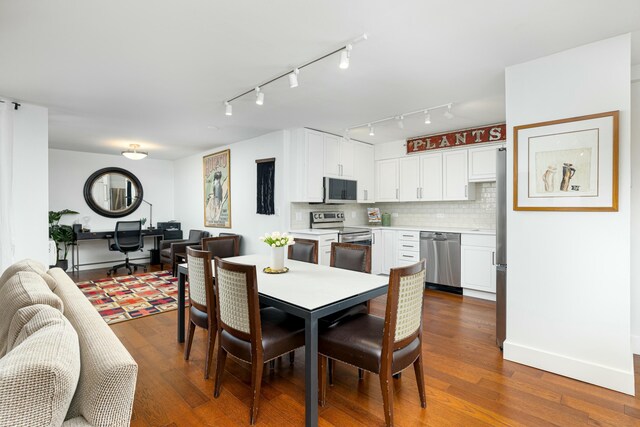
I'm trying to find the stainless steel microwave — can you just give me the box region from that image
[324,177,357,203]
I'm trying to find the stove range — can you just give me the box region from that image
[310,211,372,245]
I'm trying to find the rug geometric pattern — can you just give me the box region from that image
[76,270,189,325]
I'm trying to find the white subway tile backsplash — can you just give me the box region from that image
[290,182,496,230]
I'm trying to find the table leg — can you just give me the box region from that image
[304,316,318,427]
[177,270,186,343]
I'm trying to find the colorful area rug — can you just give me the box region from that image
[76,271,189,325]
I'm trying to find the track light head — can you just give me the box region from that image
[444,104,454,119]
[288,68,299,88]
[424,110,431,124]
[255,87,264,106]
[339,44,352,69]
[225,101,232,116]
[396,116,404,129]
[368,124,375,136]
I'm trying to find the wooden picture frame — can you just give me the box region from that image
[513,111,619,212]
[203,149,231,227]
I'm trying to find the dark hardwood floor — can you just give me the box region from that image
[70,265,640,426]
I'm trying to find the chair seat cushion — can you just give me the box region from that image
[318,313,421,374]
[189,305,209,329]
[220,307,305,363]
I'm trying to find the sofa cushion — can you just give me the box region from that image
[0,304,80,427]
[0,258,58,291]
[0,272,64,357]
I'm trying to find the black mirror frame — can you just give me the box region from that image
[83,167,144,218]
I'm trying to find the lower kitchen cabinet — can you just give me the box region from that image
[290,232,338,266]
[381,229,397,274]
[371,230,383,274]
[461,234,496,300]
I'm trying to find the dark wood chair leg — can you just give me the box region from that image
[204,327,216,379]
[249,358,264,425]
[289,350,295,366]
[184,320,195,360]
[358,368,364,380]
[213,346,227,398]
[319,355,327,406]
[413,355,427,408]
[380,371,394,427]
[328,358,334,385]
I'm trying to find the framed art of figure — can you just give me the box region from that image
[203,149,231,227]
[513,111,619,212]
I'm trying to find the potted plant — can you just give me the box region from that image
[259,231,295,271]
[49,209,79,271]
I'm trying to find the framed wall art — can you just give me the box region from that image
[203,149,231,227]
[513,111,619,212]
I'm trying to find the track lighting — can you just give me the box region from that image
[424,111,431,124]
[222,34,367,116]
[368,124,375,136]
[396,116,404,129]
[255,87,264,106]
[339,44,352,69]
[444,104,454,119]
[288,68,299,88]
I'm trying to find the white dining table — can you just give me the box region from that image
[176,254,389,427]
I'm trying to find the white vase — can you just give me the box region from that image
[271,246,285,270]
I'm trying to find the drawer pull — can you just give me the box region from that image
[402,245,413,248]
[402,255,413,258]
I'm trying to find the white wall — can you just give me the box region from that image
[631,64,640,353]
[48,149,174,269]
[11,103,49,266]
[504,35,633,394]
[174,130,290,256]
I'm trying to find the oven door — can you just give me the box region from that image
[324,177,357,203]
[339,232,372,246]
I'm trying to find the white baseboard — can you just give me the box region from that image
[631,334,640,355]
[504,341,635,395]
[463,288,496,301]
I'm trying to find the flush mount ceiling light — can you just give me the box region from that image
[288,68,299,88]
[122,144,147,160]
[346,102,454,137]
[222,34,367,116]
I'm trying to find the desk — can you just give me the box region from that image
[72,229,164,273]
[176,254,388,427]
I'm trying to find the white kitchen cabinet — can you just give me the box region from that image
[290,232,338,266]
[375,159,399,202]
[324,135,354,178]
[381,229,397,274]
[419,152,443,201]
[443,150,475,201]
[371,229,383,274]
[354,142,374,203]
[289,128,325,202]
[398,157,420,201]
[461,234,496,300]
[396,230,420,266]
[469,144,500,182]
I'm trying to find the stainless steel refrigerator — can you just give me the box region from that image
[496,147,507,349]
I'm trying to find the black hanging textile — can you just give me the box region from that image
[256,159,275,215]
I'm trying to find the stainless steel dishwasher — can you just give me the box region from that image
[419,232,461,287]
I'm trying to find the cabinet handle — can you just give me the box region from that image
[364,189,368,200]
[465,185,468,197]
[402,244,412,248]
[402,254,413,258]
[372,233,375,244]
[325,238,336,242]
[420,187,423,199]
[417,188,420,199]
[396,188,399,199]
[492,251,495,266]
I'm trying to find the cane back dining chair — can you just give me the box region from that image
[287,238,318,264]
[184,247,217,379]
[212,257,305,425]
[318,260,427,426]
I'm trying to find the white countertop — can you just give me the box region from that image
[364,225,496,235]
[289,228,339,235]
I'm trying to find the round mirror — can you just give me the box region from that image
[83,167,144,218]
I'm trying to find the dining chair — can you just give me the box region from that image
[184,247,217,379]
[287,238,318,264]
[200,235,240,258]
[212,257,305,425]
[318,259,427,426]
[107,220,146,276]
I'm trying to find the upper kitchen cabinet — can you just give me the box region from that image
[398,157,420,201]
[375,158,399,202]
[289,128,325,203]
[324,134,354,178]
[468,144,501,182]
[354,142,374,203]
[419,152,443,201]
[443,150,475,201]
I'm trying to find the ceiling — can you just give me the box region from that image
[1,0,639,160]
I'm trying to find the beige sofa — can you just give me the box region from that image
[0,259,138,427]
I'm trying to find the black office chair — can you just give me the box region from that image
[107,221,147,276]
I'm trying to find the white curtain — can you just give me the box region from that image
[0,100,15,271]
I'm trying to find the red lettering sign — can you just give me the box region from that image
[406,123,506,154]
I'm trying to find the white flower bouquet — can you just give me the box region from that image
[259,231,295,248]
